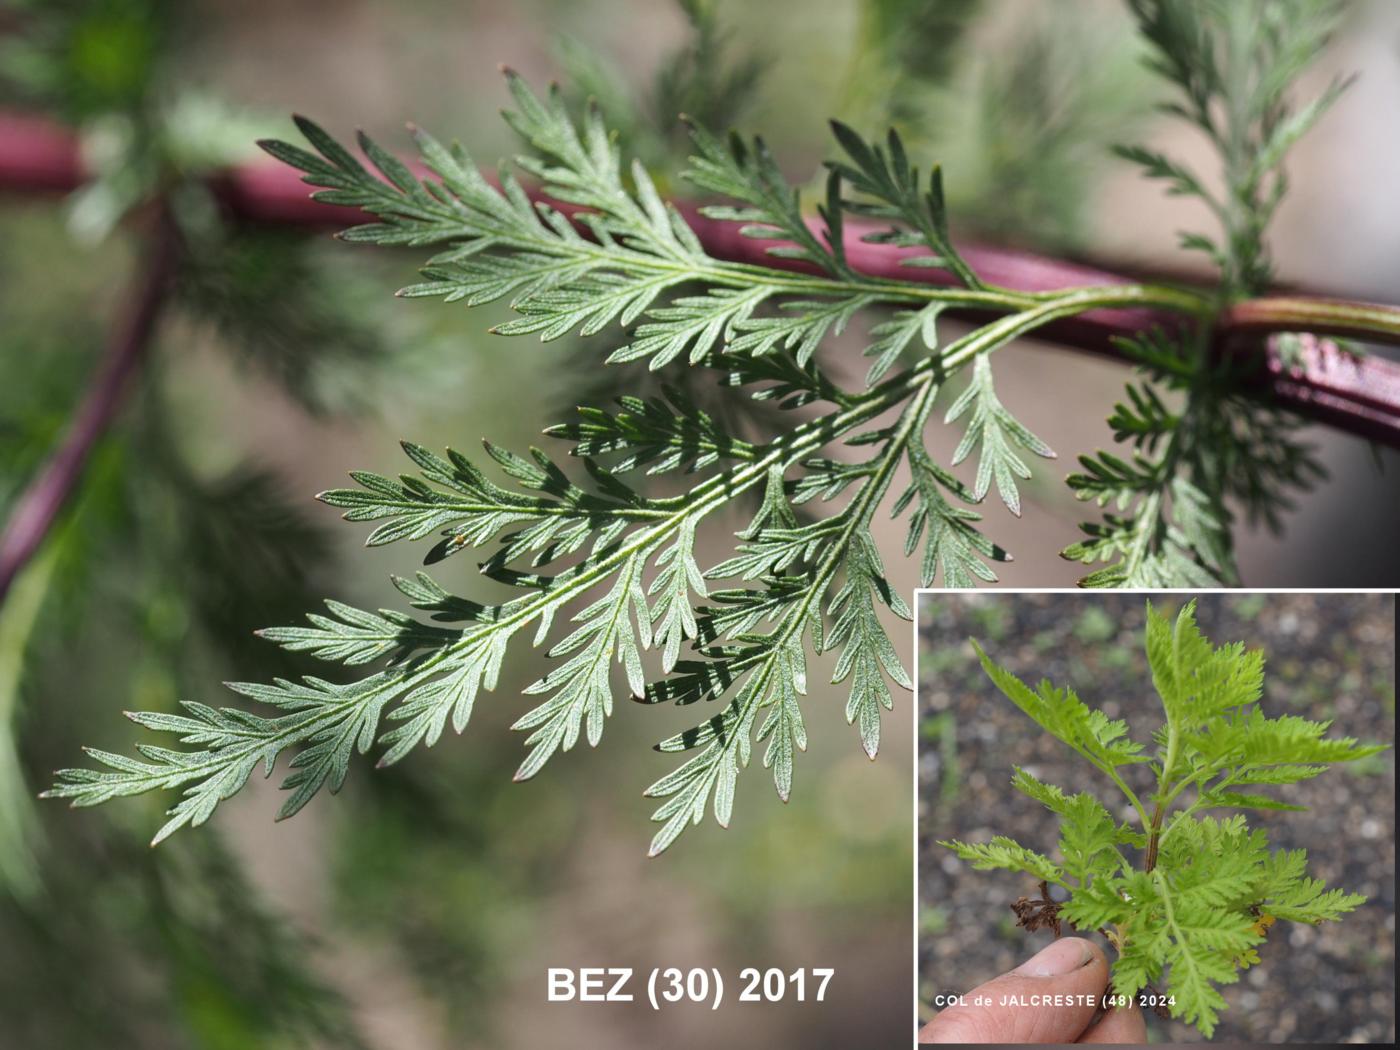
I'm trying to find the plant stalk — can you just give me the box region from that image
[0,210,179,604]
[1143,801,1166,874]
[5,110,1400,444]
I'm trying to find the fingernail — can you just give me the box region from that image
[1013,938,1094,977]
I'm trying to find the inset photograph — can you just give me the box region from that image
[917,592,1395,1043]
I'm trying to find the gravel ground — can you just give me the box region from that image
[917,592,1396,1044]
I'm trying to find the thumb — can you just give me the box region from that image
[920,937,1109,1044]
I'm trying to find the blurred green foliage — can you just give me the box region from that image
[1072,605,1116,644]
[0,0,172,121]
[839,0,1150,249]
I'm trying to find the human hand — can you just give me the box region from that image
[919,937,1147,1044]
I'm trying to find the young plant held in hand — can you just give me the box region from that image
[940,599,1386,1037]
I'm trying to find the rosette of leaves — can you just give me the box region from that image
[940,599,1385,1037]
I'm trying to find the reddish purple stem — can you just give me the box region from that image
[1,110,1399,604]
[0,214,178,603]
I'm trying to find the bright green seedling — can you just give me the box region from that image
[939,600,1386,1038]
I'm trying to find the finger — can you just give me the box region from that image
[920,937,1110,1044]
[1078,996,1147,1044]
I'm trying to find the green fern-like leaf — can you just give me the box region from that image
[938,836,1064,884]
[944,354,1055,517]
[60,43,1351,858]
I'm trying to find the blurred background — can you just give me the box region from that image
[2,0,1400,1046]
[917,592,1396,1042]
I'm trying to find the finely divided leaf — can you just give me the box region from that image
[939,836,1064,884]
[944,355,1055,517]
[972,639,1148,771]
